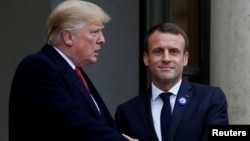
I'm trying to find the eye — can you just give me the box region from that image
[152,49,163,55]
[93,30,100,34]
[170,49,180,54]
[90,30,101,36]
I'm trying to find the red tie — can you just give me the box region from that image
[75,67,90,92]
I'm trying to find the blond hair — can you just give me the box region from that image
[46,0,111,46]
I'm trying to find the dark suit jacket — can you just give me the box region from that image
[9,44,127,141]
[115,79,228,141]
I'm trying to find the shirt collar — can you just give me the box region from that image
[151,79,182,101]
[53,46,76,69]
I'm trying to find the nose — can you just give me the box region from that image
[97,31,105,44]
[162,52,171,61]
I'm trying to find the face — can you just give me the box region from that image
[66,20,105,67]
[143,30,189,91]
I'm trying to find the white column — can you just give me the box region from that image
[211,0,250,124]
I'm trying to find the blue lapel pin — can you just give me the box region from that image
[178,94,190,106]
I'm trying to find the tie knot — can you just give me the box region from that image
[75,67,83,77]
[75,67,81,72]
[160,92,172,102]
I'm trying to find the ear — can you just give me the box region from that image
[62,30,73,46]
[143,52,149,66]
[183,52,189,66]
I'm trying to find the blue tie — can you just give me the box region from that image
[160,92,172,141]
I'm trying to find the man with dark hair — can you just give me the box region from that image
[115,23,228,141]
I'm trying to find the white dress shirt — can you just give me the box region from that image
[151,79,182,141]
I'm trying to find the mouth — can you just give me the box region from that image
[94,50,99,57]
[94,47,101,56]
[159,66,174,71]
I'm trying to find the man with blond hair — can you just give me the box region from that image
[9,1,138,141]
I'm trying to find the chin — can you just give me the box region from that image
[91,59,98,63]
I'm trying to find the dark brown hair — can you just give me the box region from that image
[144,23,189,53]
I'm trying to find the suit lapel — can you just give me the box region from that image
[80,69,117,128]
[168,79,193,141]
[139,88,160,141]
[70,67,102,118]
[41,44,101,118]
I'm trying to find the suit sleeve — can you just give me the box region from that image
[207,87,229,125]
[202,87,229,141]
